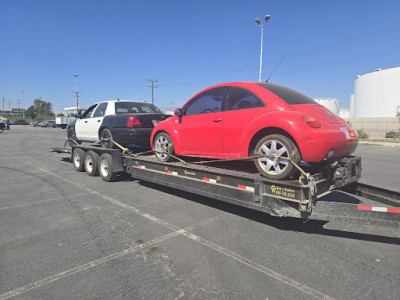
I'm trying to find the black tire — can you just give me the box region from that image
[84,151,100,176]
[100,128,116,149]
[72,148,86,172]
[254,134,301,180]
[0,128,3,133]
[67,127,81,147]
[98,153,117,182]
[153,132,175,162]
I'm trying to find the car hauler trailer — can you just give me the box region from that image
[51,144,400,228]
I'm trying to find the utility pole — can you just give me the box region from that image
[16,99,22,117]
[21,90,25,119]
[8,100,11,115]
[2,97,4,116]
[74,74,80,113]
[147,79,158,105]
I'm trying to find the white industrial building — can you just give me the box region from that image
[350,67,400,118]
[314,98,340,116]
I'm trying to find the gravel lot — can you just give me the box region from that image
[1,126,399,300]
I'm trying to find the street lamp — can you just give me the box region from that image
[255,14,271,82]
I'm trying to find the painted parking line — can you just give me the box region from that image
[1,157,334,300]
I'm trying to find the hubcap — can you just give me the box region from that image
[74,153,81,168]
[100,159,109,176]
[257,140,290,175]
[86,156,93,172]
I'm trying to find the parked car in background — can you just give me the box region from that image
[10,119,29,125]
[151,82,358,180]
[30,121,41,127]
[40,120,56,127]
[67,100,170,148]
[0,121,5,133]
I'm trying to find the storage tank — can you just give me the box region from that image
[314,98,340,116]
[350,67,400,117]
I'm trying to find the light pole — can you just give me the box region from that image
[74,74,79,113]
[255,14,271,82]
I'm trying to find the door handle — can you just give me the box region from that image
[97,120,101,122]
[213,119,222,122]
[84,121,88,123]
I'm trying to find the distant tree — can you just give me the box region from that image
[24,99,55,120]
[396,105,400,121]
[25,105,37,120]
[57,113,65,117]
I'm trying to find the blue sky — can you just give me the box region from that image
[1,0,399,112]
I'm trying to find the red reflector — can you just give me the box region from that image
[127,116,141,127]
[302,115,321,129]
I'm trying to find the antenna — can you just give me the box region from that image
[266,54,286,82]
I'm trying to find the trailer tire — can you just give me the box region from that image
[67,128,81,147]
[0,128,3,133]
[154,132,175,162]
[72,148,86,172]
[84,151,100,176]
[98,153,117,182]
[254,134,301,180]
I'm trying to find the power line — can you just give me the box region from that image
[147,79,158,105]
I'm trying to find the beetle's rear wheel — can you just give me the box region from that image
[254,134,301,180]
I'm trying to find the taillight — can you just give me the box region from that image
[127,116,141,127]
[302,115,321,129]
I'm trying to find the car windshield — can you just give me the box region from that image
[256,82,318,105]
[115,102,162,114]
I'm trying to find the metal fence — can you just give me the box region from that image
[349,121,400,137]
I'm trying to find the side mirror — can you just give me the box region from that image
[174,108,182,117]
[74,113,81,119]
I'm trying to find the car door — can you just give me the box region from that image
[75,103,100,141]
[87,102,108,139]
[177,87,227,156]
[222,86,266,156]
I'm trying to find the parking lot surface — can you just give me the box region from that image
[1,126,400,299]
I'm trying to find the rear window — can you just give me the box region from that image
[115,102,162,114]
[256,82,318,105]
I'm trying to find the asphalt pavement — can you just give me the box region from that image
[0,126,399,300]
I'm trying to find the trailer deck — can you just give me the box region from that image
[51,144,400,228]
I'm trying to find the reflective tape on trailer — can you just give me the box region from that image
[168,170,178,175]
[137,165,146,169]
[203,177,217,184]
[357,205,400,214]
[237,184,255,193]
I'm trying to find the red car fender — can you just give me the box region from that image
[151,117,184,154]
[238,110,305,157]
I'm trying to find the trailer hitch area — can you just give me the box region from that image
[332,156,362,188]
[297,174,317,213]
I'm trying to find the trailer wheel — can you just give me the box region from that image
[98,153,117,182]
[84,151,100,176]
[67,128,81,147]
[72,148,86,172]
[100,128,116,149]
[254,134,301,180]
[0,128,3,133]
[154,132,175,162]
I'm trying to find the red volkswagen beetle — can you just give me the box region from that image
[150,82,358,179]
